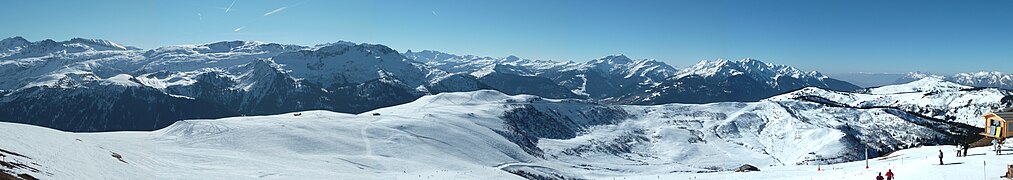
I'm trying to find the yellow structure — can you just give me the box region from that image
[982,112,1013,139]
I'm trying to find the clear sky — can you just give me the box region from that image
[2,0,1011,74]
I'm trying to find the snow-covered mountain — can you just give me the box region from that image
[404,50,581,99]
[893,71,1013,90]
[0,38,493,132]
[406,50,859,105]
[825,71,1013,90]
[404,50,676,98]
[628,58,861,104]
[0,86,989,179]
[894,72,946,84]
[7,37,991,136]
[776,77,1013,127]
[948,71,1013,90]
[0,36,138,60]
[546,54,678,100]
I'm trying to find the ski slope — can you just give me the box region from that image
[616,145,1013,180]
[0,111,531,179]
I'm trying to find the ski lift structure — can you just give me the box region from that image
[982,112,1013,140]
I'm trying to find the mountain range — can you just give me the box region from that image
[831,71,1013,90]
[0,37,867,132]
[405,50,861,104]
[4,37,1013,133]
[4,36,1013,179]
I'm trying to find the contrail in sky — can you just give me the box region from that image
[225,0,237,13]
[234,26,245,32]
[264,7,287,16]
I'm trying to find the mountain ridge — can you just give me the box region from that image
[0,37,888,133]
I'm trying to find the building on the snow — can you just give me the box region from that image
[982,112,1013,140]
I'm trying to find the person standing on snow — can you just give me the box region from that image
[963,143,969,156]
[956,144,963,157]
[1001,139,1006,154]
[938,149,944,165]
[886,169,894,180]
[876,172,884,180]
[994,138,1000,155]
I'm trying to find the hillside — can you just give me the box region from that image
[0,86,991,179]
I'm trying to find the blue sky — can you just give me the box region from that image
[2,0,1011,74]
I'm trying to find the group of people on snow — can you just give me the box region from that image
[875,169,894,180]
[874,138,1010,179]
[955,143,969,157]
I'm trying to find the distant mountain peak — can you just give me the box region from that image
[402,49,479,62]
[64,37,137,50]
[953,71,1006,77]
[310,41,357,49]
[894,71,944,84]
[737,58,761,62]
[504,55,520,61]
[869,76,970,94]
[676,58,826,80]
[314,41,400,56]
[678,58,747,78]
[0,37,140,59]
[596,54,631,63]
[206,40,263,47]
[0,36,30,46]
[147,40,302,57]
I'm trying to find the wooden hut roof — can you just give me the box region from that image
[995,112,1013,121]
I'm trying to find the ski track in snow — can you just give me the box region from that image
[493,162,543,169]
[360,116,381,168]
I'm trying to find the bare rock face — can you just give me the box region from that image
[735,164,760,172]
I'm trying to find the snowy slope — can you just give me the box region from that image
[774,78,1012,126]
[0,91,554,179]
[866,77,972,95]
[0,89,982,179]
[606,145,1013,180]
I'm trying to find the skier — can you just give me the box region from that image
[886,169,894,180]
[938,149,943,165]
[875,172,884,180]
[994,138,1001,155]
[1001,139,1006,155]
[963,143,969,156]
